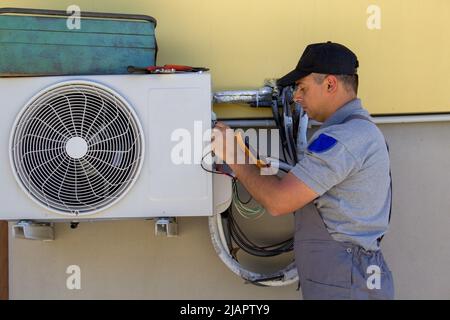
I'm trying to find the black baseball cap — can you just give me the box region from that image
[277,41,359,87]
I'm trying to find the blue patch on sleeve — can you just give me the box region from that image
[307,134,338,153]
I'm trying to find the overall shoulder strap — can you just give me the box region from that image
[341,113,392,244]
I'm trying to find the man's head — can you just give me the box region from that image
[277,42,359,122]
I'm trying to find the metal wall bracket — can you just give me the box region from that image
[12,220,54,241]
[154,217,178,237]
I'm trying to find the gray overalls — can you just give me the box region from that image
[292,110,394,300]
[295,202,394,299]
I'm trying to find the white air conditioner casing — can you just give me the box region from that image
[0,73,231,221]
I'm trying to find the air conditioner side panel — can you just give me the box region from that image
[99,74,214,218]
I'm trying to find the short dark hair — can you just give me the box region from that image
[313,73,358,94]
[336,74,358,94]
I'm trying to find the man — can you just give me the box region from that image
[212,41,394,299]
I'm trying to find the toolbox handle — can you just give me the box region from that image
[0,7,157,26]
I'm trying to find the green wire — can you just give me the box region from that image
[232,185,266,220]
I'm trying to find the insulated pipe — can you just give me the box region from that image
[213,87,273,104]
[208,212,298,287]
[221,119,277,128]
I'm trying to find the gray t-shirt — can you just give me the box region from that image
[291,98,391,251]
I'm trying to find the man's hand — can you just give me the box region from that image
[212,122,264,166]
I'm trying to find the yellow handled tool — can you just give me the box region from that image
[235,132,270,169]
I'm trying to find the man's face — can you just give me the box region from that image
[293,73,328,122]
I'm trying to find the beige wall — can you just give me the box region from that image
[379,122,450,300]
[9,212,299,299]
[9,121,450,299]
[1,0,450,114]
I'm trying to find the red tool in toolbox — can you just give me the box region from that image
[127,64,209,74]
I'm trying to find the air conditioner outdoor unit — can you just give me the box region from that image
[0,73,231,221]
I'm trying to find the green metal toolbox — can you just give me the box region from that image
[0,8,157,76]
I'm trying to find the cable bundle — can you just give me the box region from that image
[232,180,265,220]
[224,206,294,258]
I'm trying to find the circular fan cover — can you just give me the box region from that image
[10,81,144,216]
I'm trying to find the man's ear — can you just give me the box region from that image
[326,75,338,92]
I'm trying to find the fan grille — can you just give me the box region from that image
[10,81,144,216]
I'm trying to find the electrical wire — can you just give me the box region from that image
[226,206,294,257]
[281,86,298,164]
[232,180,252,205]
[200,151,235,179]
[271,98,292,164]
[200,151,265,221]
[232,180,266,220]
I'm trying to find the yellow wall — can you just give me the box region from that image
[2,0,449,115]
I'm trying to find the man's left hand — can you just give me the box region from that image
[211,122,239,164]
